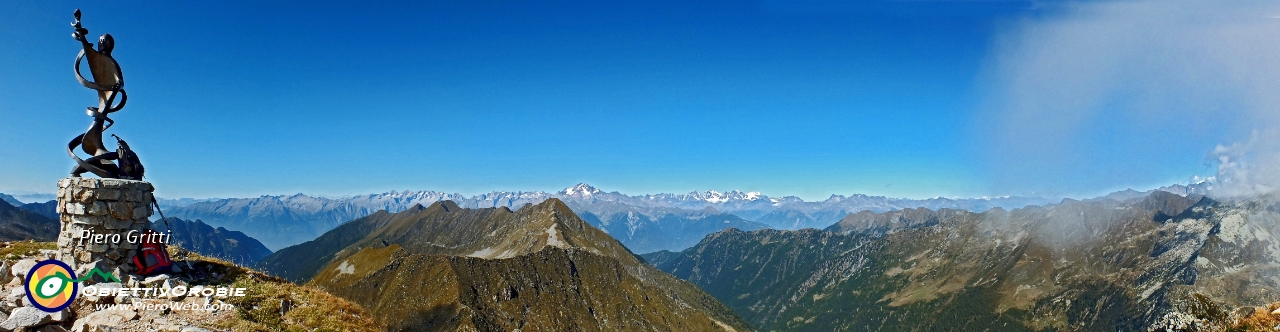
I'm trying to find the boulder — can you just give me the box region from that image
[141,275,169,287]
[162,278,188,301]
[71,309,137,332]
[49,308,69,323]
[0,261,12,284]
[5,288,24,306]
[0,307,53,331]
[37,250,59,261]
[10,260,36,280]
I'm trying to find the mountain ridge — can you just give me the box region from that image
[159,217,274,265]
[169,183,1072,251]
[266,198,753,331]
[645,191,1276,330]
[0,199,58,242]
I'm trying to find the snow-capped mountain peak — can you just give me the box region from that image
[678,190,767,204]
[561,183,603,197]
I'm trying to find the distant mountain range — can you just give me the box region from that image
[0,193,56,205]
[262,199,752,331]
[0,194,20,206]
[644,190,1276,330]
[17,200,58,220]
[2,182,1210,254]
[0,200,58,242]
[164,183,1062,251]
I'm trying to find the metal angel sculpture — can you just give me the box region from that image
[68,9,144,180]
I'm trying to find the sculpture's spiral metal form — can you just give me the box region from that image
[67,9,143,180]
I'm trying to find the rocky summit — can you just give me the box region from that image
[0,241,383,332]
[646,191,1280,331]
[267,198,752,331]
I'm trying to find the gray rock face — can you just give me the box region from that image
[1,307,52,331]
[10,260,35,280]
[0,262,12,285]
[4,288,24,307]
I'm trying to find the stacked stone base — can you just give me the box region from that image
[56,177,154,274]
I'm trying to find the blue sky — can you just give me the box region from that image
[2,1,1274,200]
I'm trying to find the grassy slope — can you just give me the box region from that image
[311,245,751,332]
[177,247,387,331]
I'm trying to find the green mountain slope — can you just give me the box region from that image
[267,199,753,331]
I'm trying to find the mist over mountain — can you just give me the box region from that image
[155,197,217,211]
[645,190,1279,330]
[262,199,752,331]
[167,183,1059,251]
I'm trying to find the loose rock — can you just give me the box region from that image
[71,309,138,332]
[141,274,169,286]
[0,261,12,284]
[0,306,53,331]
[10,259,36,280]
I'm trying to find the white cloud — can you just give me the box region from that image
[979,0,1280,196]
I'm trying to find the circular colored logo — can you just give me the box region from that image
[25,260,78,312]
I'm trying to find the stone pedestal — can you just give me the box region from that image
[55,177,154,273]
